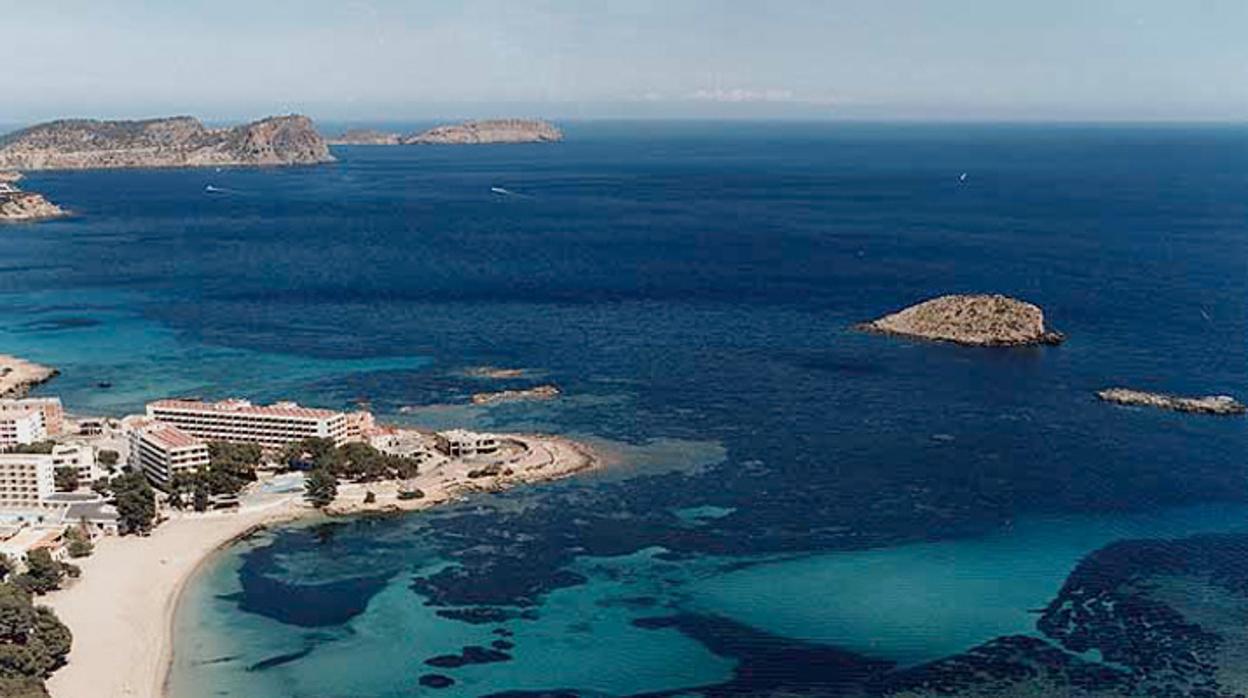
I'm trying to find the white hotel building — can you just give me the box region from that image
[127,420,210,489]
[0,397,64,441]
[146,398,349,449]
[0,454,56,509]
[0,409,45,448]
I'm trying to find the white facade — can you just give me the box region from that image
[51,443,99,487]
[0,454,57,509]
[128,420,210,489]
[435,429,500,458]
[0,409,46,447]
[146,399,348,449]
[0,397,64,436]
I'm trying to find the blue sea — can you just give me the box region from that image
[1,122,1246,696]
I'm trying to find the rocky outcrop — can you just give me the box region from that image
[0,115,333,170]
[471,385,560,405]
[0,354,58,397]
[1097,388,1246,416]
[327,128,402,146]
[0,191,67,222]
[0,174,67,222]
[403,119,562,145]
[859,294,1064,346]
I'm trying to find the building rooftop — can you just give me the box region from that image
[150,398,342,419]
[137,421,205,450]
[65,501,119,523]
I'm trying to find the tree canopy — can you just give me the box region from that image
[110,472,156,535]
[0,582,71,695]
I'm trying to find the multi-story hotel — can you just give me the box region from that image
[146,398,349,449]
[127,419,210,489]
[0,397,64,436]
[0,454,56,509]
[0,409,46,448]
[50,443,99,487]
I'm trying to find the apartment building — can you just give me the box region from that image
[0,409,46,447]
[51,443,99,487]
[146,398,349,449]
[0,454,56,509]
[0,397,64,436]
[127,419,210,489]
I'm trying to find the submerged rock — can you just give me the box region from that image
[859,294,1064,346]
[1096,387,1246,416]
[419,674,455,689]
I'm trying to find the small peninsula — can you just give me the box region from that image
[0,115,333,170]
[404,119,562,144]
[0,353,59,397]
[0,172,67,222]
[859,294,1065,346]
[1096,387,1246,416]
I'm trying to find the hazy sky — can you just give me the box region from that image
[3,0,1247,123]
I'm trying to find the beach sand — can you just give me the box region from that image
[44,497,305,698]
[43,434,599,698]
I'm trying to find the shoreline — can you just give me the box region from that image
[0,353,59,397]
[43,434,600,698]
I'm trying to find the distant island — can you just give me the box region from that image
[0,171,67,222]
[1097,387,1246,416]
[859,294,1065,346]
[326,128,402,146]
[328,119,562,146]
[0,114,333,170]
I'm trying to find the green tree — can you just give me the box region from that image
[0,582,71,694]
[96,450,119,468]
[109,472,156,535]
[63,528,92,560]
[89,478,110,498]
[13,552,63,596]
[282,438,340,471]
[1,443,53,456]
[51,468,77,494]
[303,469,337,508]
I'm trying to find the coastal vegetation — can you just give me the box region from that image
[0,582,71,698]
[303,470,337,509]
[107,473,156,535]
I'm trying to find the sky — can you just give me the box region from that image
[2,0,1247,123]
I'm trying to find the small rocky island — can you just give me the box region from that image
[859,294,1065,346]
[327,128,402,146]
[0,114,333,170]
[0,171,66,222]
[329,119,562,146]
[1097,387,1246,416]
[405,119,562,144]
[472,385,561,405]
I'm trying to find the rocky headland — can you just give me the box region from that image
[403,119,562,145]
[0,115,333,170]
[1096,387,1246,416]
[859,294,1065,346]
[0,185,67,222]
[0,354,58,397]
[327,128,402,146]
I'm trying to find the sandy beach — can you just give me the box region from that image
[0,353,58,398]
[42,434,599,698]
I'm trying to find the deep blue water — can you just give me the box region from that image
[1,122,1246,696]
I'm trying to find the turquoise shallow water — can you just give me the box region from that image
[2,123,1244,695]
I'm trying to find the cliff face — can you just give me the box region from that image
[0,115,333,170]
[860,294,1064,346]
[403,119,562,145]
